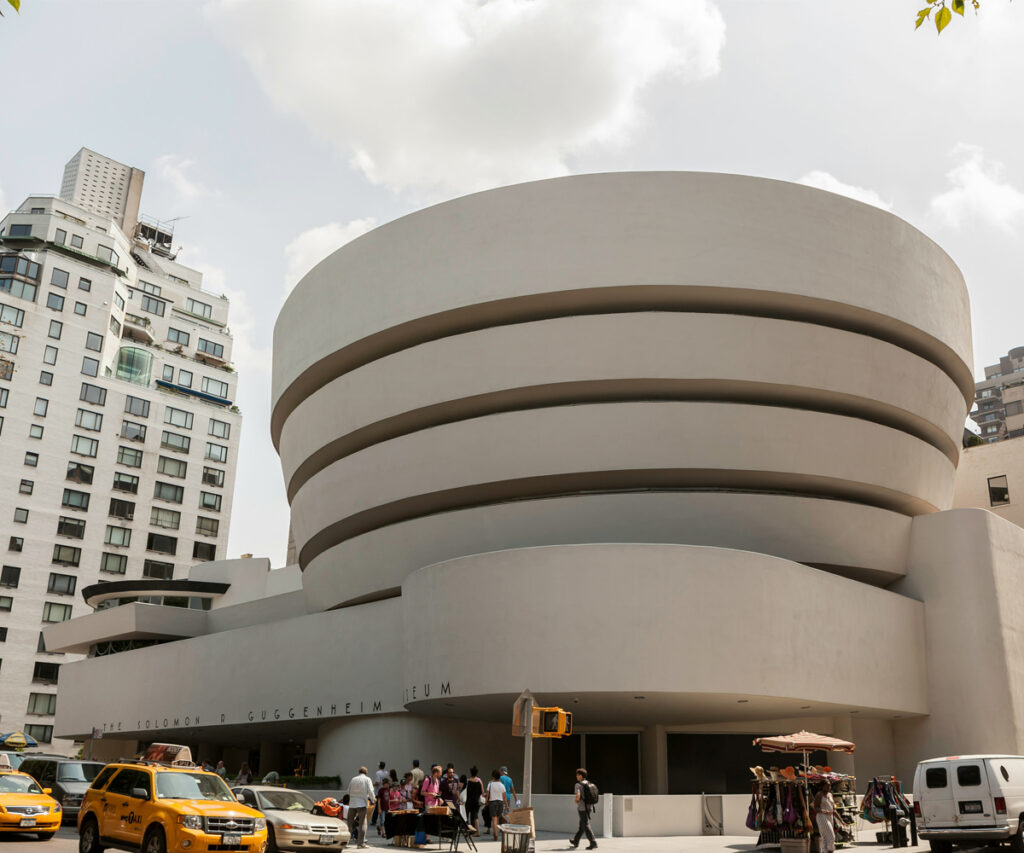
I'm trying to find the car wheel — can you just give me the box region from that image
[1011,822,1024,853]
[928,841,952,853]
[36,833,57,841]
[79,816,106,853]
[266,825,278,853]
[143,827,167,853]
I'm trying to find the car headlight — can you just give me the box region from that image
[179,814,203,830]
[280,823,307,832]
[53,804,62,813]
[255,818,267,832]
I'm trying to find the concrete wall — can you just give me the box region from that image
[954,440,1024,528]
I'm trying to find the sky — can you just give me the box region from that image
[2,0,1023,566]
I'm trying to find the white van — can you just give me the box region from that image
[914,755,1024,853]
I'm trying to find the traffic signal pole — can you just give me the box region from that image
[521,694,533,808]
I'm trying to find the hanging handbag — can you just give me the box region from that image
[783,786,797,825]
[746,785,760,831]
[774,781,784,826]
[764,785,778,829]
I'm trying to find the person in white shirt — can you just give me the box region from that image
[347,766,375,849]
[484,769,508,841]
[375,761,389,789]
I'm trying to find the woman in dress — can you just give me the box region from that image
[814,780,838,853]
[465,767,484,833]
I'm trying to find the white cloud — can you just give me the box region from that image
[154,154,217,201]
[284,218,377,296]
[796,171,892,211]
[0,180,7,215]
[929,144,1024,232]
[207,0,726,197]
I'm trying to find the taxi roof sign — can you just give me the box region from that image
[0,754,10,769]
[142,743,194,766]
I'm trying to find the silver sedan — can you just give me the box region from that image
[232,786,350,852]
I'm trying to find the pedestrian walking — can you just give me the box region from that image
[215,760,227,778]
[409,759,425,787]
[569,768,597,850]
[375,761,389,789]
[814,780,838,853]
[465,766,484,833]
[347,765,375,849]
[421,764,442,808]
[484,770,507,841]
[235,762,253,785]
[499,765,518,814]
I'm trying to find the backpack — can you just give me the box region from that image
[582,780,599,806]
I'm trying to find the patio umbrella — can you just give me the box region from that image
[0,731,39,750]
[753,730,856,805]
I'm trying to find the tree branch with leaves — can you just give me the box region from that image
[0,0,21,16]
[916,0,985,33]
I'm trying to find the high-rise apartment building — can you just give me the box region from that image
[59,148,145,234]
[969,346,1024,442]
[0,152,241,753]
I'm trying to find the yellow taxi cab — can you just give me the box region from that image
[0,753,63,839]
[78,745,267,853]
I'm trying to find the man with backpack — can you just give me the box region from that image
[570,767,598,849]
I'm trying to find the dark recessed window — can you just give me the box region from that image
[47,573,76,596]
[989,475,1010,506]
[0,565,20,588]
[52,545,81,567]
[100,553,127,574]
[66,461,95,484]
[143,560,174,580]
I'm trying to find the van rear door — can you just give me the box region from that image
[918,762,957,828]
[952,760,997,826]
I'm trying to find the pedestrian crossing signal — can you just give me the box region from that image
[533,707,572,738]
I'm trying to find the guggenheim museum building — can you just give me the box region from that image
[46,172,1024,796]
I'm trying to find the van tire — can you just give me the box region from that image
[928,841,952,853]
[1010,821,1024,853]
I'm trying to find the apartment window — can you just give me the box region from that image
[85,331,103,351]
[75,408,103,431]
[186,298,212,319]
[71,235,84,250]
[0,359,12,380]
[9,537,23,552]
[100,552,127,574]
[138,280,162,296]
[120,420,147,442]
[202,377,229,398]
[165,409,194,432]
[0,626,6,640]
[47,573,76,596]
[0,565,20,588]
[24,451,38,467]
[167,328,190,347]
[125,395,150,418]
[111,455,144,482]
[161,431,190,453]
[66,461,95,484]
[0,330,18,354]
[0,595,12,612]
[208,418,230,439]
[158,456,187,478]
[46,292,64,311]
[50,268,70,289]
[0,302,25,326]
[0,278,38,302]
[78,275,91,291]
[43,344,58,365]
[199,491,222,512]
[74,302,87,316]
[61,489,90,511]
[39,370,53,386]
[24,725,52,744]
[96,245,119,267]
[48,319,62,339]
[56,516,86,539]
[197,338,224,358]
[112,472,140,493]
[150,507,181,529]
[140,294,166,317]
[54,228,67,245]
[13,507,29,523]
[27,692,57,714]
[8,224,31,237]
[81,356,99,377]
[104,525,131,547]
[0,387,6,406]
[193,542,216,562]
[80,382,106,406]
[113,291,125,311]
[32,662,60,683]
[154,481,184,504]
[42,602,73,623]
[196,516,220,537]
[70,434,99,458]
[147,532,177,555]
[34,397,48,417]
[178,369,193,388]
[143,560,174,580]
[162,365,174,382]
[0,255,40,279]
[19,479,33,495]
[28,424,44,439]
[109,498,135,521]
[109,316,121,336]
[989,475,1010,507]
[205,442,228,463]
[52,545,81,567]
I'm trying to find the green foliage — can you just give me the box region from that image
[916,0,990,33]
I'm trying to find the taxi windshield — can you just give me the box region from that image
[155,772,236,802]
[258,789,315,811]
[58,763,104,782]
[0,774,44,794]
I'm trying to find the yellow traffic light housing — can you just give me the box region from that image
[532,706,572,738]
